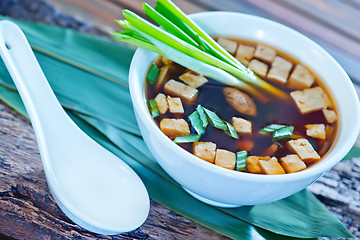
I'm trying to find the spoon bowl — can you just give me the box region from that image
[0,20,149,235]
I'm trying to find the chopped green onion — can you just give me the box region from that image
[273,126,294,140]
[196,105,208,128]
[188,110,205,135]
[147,63,160,84]
[147,99,159,118]
[203,107,227,130]
[236,151,247,171]
[259,124,288,134]
[224,121,239,139]
[174,134,201,143]
[259,124,294,140]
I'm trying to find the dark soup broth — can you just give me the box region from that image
[146,37,337,175]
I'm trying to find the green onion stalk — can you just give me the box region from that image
[111,0,287,99]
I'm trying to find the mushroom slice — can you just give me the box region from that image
[223,87,257,116]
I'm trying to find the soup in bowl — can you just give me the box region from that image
[129,12,360,207]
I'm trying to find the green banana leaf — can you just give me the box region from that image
[0,15,356,239]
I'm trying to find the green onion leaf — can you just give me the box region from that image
[143,2,199,47]
[196,105,208,128]
[236,151,248,171]
[118,9,286,98]
[273,126,294,140]
[147,62,160,84]
[225,121,239,139]
[259,124,288,135]
[155,0,242,69]
[188,110,205,135]
[147,99,159,118]
[174,134,201,143]
[203,107,227,130]
[259,124,294,140]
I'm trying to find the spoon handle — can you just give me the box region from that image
[0,20,70,139]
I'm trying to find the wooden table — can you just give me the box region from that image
[1,0,360,239]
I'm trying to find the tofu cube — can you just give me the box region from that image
[259,157,285,175]
[305,124,326,140]
[280,154,307,173]
[235,44,255,66]
[154,93,168,114]
[232,117,252,134]
[290,86,327,114]
[263,142,281,156]
[164,79,198,102]
[167,96,184,114]
[155,65,171,90]
[287,64,315,89]
[161,56,173,65]
[246,156,270,174]
[179,72,208,88]
[160,118,190,138]
[323,109,337,123]
[267,56,293,85]
[239,139,254,151]
[215,149,236,170]
[325,125,333,139]
[248,59,268,78]
[193,142,217,163]
[287,138,320,161]
[322,93,334,108]
[254,44,276,63]
[217,37,237,55]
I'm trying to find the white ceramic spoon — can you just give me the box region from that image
[0,20,149,235]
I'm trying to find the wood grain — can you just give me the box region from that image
[1,0,360,239]
[0,102,228,240]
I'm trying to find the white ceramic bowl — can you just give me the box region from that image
[129,12,360,207]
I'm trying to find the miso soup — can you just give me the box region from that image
[145,37,337,175]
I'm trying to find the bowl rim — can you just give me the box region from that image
[129,11,360,182]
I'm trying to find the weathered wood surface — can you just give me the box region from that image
[0,103,228,240]
[1,0,360,239]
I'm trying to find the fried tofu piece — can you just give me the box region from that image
[267,56,293,85]
[239,139,254,151]
[160,118,190,138]
[280,154,307,173]
[160,56,173,65]
[154,93,168,114]
[290,86,327,114]
[246,156,270,174]
[287,64,315,89]
[254,44,276,63]
[193,142,217,163]
[305,124,326,140]
[287,138,320,161]
[323,109,337,124]
[325,125,333,139]
[248,59,268,79]
[167,96,184,114]
[164,79,198,102]
[179,72,208,88]
[322,92,334,108]
[263,142,281,156]
[217,37,237,55]
[232,117,252,134]
[235,44,255,66]
[259,157,285,175]
[155,65,171,91]
[215,149,236,170]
